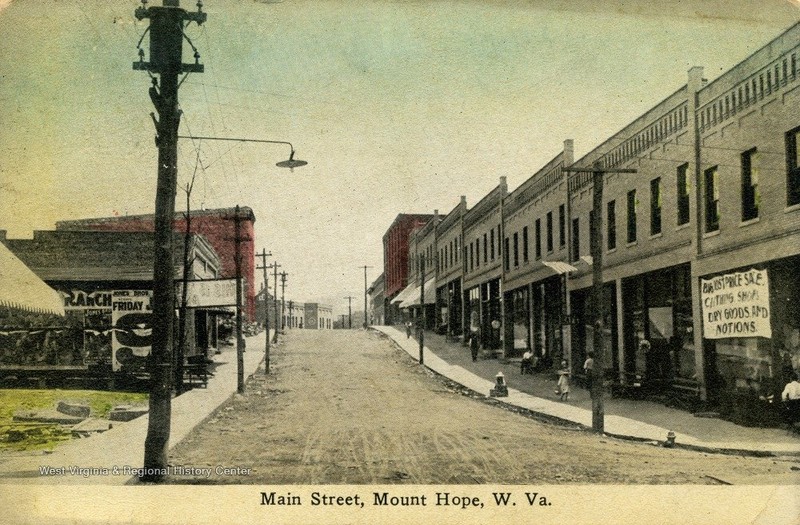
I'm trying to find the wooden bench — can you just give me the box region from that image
[183,354,209,388]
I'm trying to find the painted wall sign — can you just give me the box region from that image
[176,279,237,308]
[700,269,771,339]
[61,290,113,310]
[111,290,153,371]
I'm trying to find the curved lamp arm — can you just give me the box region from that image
[177,135,307,168]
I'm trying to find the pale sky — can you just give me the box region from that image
[0,0,798,316]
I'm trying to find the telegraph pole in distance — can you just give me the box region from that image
[279,272,288,332]
[562,161,636,434]
[344,296,353,329]
[133,0,206,482]
[255,249,272,374]
[270,262,281,344]
[359,265,373,329]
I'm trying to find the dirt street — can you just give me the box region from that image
[167,330,800,484]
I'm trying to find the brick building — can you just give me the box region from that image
[56,207,257,321]
[382,213,435,324]
[389,22,800,425]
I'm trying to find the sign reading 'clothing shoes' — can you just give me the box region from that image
[701,269,771,339]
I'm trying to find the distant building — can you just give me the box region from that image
[56,207,258,322]
[367,273,385,325]
[304,303,333,330]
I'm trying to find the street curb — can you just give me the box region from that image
[373,327,800,459]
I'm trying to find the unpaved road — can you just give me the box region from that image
[167,330,800,484]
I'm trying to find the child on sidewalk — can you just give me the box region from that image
[555,359,570,401]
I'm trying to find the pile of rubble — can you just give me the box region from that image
[4,401,148,447]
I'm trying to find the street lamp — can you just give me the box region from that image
[177,135,308,169]
[176,135,306,393]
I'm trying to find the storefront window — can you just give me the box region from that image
[511,287,530,356]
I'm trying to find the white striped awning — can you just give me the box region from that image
[401,277,436,307]
[390,282,418,304]
[541,260,577,275]
[0,243,65,316]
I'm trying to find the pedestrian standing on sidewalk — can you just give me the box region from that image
[555,359,570,401]
[406,321,412,339]
[470,330,480,362]
[783,372,800,401]
[781,372,800,426]
[583,352,595,391]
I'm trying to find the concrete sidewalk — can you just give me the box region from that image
[374,325,800,456]
[0,331,270,484]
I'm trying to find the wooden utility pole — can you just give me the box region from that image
[255,249,272,374]
[133,0,205,482]
[359,265,373,329]
[270,262,281,344]
[563,162,636,433]
[279,272,288,332]
[233,206,245,394]
[343,296,353,328]
[419,255,425,365]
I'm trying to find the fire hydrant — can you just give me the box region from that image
[490,371,508,398]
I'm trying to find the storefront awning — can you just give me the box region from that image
[0,243,65,316]
[541,260,577,275]
[401,277,436,307]
[390,282,418,304]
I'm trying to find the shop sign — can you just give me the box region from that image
[60,290,112,310]
[176,279,237,308]
[701,269,771,339]
[111,290,152,371]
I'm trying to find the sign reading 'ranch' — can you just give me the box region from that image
[700,269,771,339]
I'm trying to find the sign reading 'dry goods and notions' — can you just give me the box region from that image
[700,269,771,339]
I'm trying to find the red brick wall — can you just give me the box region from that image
[383,214,434,298]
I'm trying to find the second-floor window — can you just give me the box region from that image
[650,177,662,235]
[503,237,510,271]
[513,232,519,267]
[490,229,495,260]
[522,226,529,263]
[483,233,488,264]
[546,211,554,252]
[559,205,566,248]
[788,126,800,206]
[627,189,637,243]
[571,218,580,262]
[607,200,616,250]
[677,163,690,225]
[741,147,759,221]
[535,218,542,259]
[705,166,720,232]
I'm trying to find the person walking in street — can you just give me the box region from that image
[583,351,595,391]
[406,321,412,339]
[555,359,570,401]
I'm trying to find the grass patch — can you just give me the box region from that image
[0,389,148,452]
